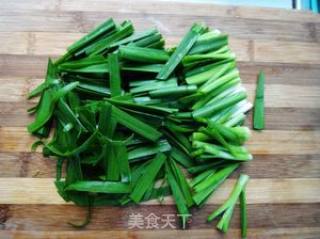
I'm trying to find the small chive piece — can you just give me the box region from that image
[192,164,239,206]
[156,23,206,80]
[193,91,247,118]
[207,174,249,233]
[149,85,197,98]
[253,71,265,130]
[189,33,228,55]
[166,160,191,229]
[240,189,248,239]
[130,153,166,203]
[119,45,169,63]
[109,102,162,142]
[66,181,131,194]
[108,53,122,97]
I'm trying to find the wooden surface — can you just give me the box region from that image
[0,0,320,238]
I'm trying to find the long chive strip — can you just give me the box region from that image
[166,161,191,229]
[189,169,215,188]
[216,204,234,233]
[68,18,116,54]
[193,164,239,206]
[149,85,197,97]
[170,146,194,168]
[28,82,79,133]
[199,69,239,94]
[170,159,194,207]
[156,23,206,80]
[193,91,247,118]
[185,60,235,85]
[192,78,240,110]
[122,63,163,73]
[189,33,228,55]
[131,33,162,48]
[130,153,166,203]
[108,53,122,97]
[207,174,249,222]
[183,51,235,65]
[110,29,158,48]
[61,63,109,74]
[108,98,177,114]
[110,103,162,142]
[128,140,171,161]
[199,122,251,145]
[240,189,248,239]
[130,78,178,94]
[58,55,107,70]
[145,38,165,49]
[66,181,131,193]
[253,71,265,130]
[119,45,169,63]
[55,19,116,64]
[28,59,59,99]
[82,21,134,56]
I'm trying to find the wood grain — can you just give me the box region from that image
[254,40,320,64]
[244,84,320,108]
[1,10,318,43]
[1,32,320,64]
[238,62,320,86]
[0,32,252,62]
[0,204,319,230]
[0,55,48,78]
[2,228,320,239]
[0,0,320,238]
[0,178,319,205]
[246,108,320,130]
[0,152,56,178]
[2,32,320,66]
[2,0,320,24]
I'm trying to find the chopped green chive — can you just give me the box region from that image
[253,71,265,130]
[110,103,162,142]
[130,153,166,203]
[240,188,248,239]
[157,23,206,80]
[28,19,254,234]
[119,45,169,63]
[66,181,131,194]
[207,174,249,233]
[108,53,122,97]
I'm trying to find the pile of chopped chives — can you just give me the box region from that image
[28,18,253,235]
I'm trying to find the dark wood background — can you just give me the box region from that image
[0,0,320,238]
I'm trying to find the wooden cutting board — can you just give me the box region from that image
[0,1,320,238]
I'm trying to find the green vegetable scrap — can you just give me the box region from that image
[207,174,249,236]
[28,18,254,236]
[253,71,265,130]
